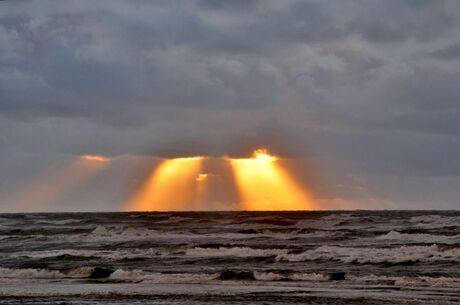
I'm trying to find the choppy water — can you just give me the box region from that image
[0,211,459,304]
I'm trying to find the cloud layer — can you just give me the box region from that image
[1,0,460,211]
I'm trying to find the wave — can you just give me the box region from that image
[289,272,329,281]
[91,225,131,235]
[87,226,169,241]
[72,220,353,243]
[253,271,328,281]
[113,270,333,283]
[87,226,311,241]
[410,215,460,229]
[87,225,264,241]
[276,244,460,264]
[295,214,357,229]
[261,230,342,240]
[6,248,167,261]
[10,249,101,258]
[185,247,288,257]
[0,267,329,283]
[157,216,195,223]
[2,266,458,289]
[35,219,83,225]
[8,246,293,261]
[376,231,460,244]
[348,274,460,288]
[110,269,217,283]
[0,267,94,279]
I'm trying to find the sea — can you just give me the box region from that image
[0,211,459,304]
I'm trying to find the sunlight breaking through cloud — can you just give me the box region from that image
[126,150,313,211]
[229,149,314,210]
[126,157,206,211]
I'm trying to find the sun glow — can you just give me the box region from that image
[229,149,313,210]
[126,157,206,211]
[81,155,111,162]
[252,148,277,161]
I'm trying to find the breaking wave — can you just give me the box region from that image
[0,267,94,279]
[349,274,460,288]
[254,271,328,281]
[6,248,167,261]
[35,219,83,225]
[2,211,460,301]
[110,269,217,283]
[276,244,460,264]
[376,231,460,244]
[1,266,458,289]
[295,214,356,229]
[185,247,288,257]
[410,215,460,229]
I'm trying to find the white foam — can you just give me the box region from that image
[80,225,337,242]
[64,267,95,278]
[253,271,328,282]
[161,216,192,222]
[253,271,285,281]
[87,226,263,242]
[349,274,460,288]
[36,219,82,225]
[295,214,357,229]
[87,226,166,242]
[215,232,264,239]
[91,225,124,235]
[262,230,340,240]
[11,249,101,259]
[0,267,63,279]
[276,244,460,264]
[110,269,217,283]
[9,248,166,261]
[186,247,288,257]
[376,231,460,244]
[0,267,93,279]
[289,272,329,281]
[0,267,336,283]
[410,215,460,229]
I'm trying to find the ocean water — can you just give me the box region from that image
[0,211,459,304]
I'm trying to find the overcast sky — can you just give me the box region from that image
[1,0,460,211]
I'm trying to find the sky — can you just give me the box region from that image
[1,0,460,212]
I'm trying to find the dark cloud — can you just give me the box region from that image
[197,0,260,11]
[348,0,459,43]
[429,44,460,60]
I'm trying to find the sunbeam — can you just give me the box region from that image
[3,156,109,211]
[228,149,313,210]
[126,157,205,211]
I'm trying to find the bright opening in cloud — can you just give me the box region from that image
[229,149,314,210]
[80,155,111,162]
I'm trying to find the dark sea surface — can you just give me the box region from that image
[0,211,459,304]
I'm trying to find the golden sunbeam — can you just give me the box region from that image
[3,157,109,211]
[195,173,209,208]
[126,157,205,211]
[229,149,314,210]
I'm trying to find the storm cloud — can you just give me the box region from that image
[1,0,460,211]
